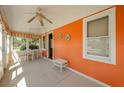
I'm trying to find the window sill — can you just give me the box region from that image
[83,54,116,65]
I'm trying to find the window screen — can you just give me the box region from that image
[87,37,109,57]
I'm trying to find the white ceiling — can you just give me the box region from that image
[0,5,111,34]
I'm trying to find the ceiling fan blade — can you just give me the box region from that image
[39,19,44,26]
[24,12,35,14]
[38,13,53,24]
[28,15,37,23]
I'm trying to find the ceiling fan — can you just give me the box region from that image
[27,7,53,26]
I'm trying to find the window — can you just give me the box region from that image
[83,7,116,64]
[13,37,26,51]
[87,16,109,57]
[42,35,46,50]
[13,37,39,51]
[29,38,39,50]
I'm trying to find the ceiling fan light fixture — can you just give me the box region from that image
[37,7,42,12]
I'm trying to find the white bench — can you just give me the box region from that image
[53,59,68,72]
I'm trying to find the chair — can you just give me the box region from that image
[26,51,33,61]
[37,50,42,59]
[17,51,26,62]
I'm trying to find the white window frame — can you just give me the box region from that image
[42,34,46,50]
[83,7,116,65]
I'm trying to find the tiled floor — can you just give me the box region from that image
[0,58,104,87]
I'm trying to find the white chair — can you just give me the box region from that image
[37,50,42,59]
[18,51,26,62]
[26,50,33,61]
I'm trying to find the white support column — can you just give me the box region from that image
[8,35,11,63]
[10,36,14,63]
[26,38,29,61]
[26,38,29,51]
[10,36,13,52]
[0,24,4,80]
[39,38,42,58]
[39,38,41,50]
[2,31,6,68]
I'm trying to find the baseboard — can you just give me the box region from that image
[43,57,53,62]
[68,67,110,87]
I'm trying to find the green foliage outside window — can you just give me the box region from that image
[13,37,39,51]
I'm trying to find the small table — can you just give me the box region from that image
[53,59,68,72]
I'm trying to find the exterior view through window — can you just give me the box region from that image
[29,38,39,50]
[13,37,39,51]
[13,37,26,50]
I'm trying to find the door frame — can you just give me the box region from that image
[47,31,54,59]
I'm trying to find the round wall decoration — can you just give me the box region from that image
[66,34,71,41]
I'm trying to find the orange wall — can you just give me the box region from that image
[42,51,47,57]
[53,6,124,86]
